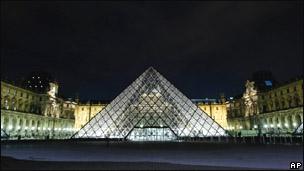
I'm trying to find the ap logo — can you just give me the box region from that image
[290,162,302,169]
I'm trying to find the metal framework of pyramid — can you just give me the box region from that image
[72,67,228,141]
[295,123,303,134]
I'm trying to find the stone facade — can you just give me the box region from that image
[74,101,107,129]
[1,81,77,139]
[197,101,228,129]
[227,78,303,133]
[1,109,75,139]
[1,81,76,119]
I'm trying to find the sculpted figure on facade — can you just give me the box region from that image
[43,82,61,118]
[243,80,258,116]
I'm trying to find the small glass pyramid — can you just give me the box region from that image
[1,129,9,139]
[72,67,228,141]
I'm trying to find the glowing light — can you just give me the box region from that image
[160,124,163,128]
[17,126,21,130]
[253,125,258,129]
[293,123,297,127]
[25,126,28,130]
[38,127,41,130]
[239,126,243,129]
[264,124,268,128]
[31,127,35,130]
[270,124,274,128]
[140,124,143,128]
[284,123,289,128]
[277,124,281,127]
[8,125,13,130]
[48,128,51,131]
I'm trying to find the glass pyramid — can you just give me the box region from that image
[72,67,228,141]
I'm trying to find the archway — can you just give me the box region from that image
[286,115,292,130]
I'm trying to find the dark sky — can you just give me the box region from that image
[1,1,303,101]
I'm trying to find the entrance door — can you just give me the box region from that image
[127,127,176,141]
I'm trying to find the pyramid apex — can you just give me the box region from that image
[147,66,156,71]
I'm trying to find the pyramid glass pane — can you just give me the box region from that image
[72,67,228,140]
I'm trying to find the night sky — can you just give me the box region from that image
[1,1,303,101]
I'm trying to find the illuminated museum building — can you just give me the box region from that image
[227,71,303,134]
[1,73,76,139]
[1,69,303,140]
